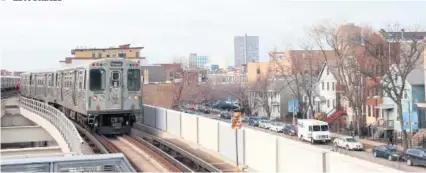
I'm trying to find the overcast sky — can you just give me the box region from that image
[0,0,425,71]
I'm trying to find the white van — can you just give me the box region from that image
[297,119,331,144]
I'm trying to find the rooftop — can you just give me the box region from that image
[381,31,426,40]
[71,44,144,54]
[406,65,425,85]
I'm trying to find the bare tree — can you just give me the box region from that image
[311,22,425,150]
[360,24,425,150]
[310,22,370,135]
[211,78,255,116]
[249,75,274,118]
[171,61,199,110]
[271,45,321,119]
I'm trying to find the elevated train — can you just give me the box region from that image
[1,76,20,92]
[20,58,141,135]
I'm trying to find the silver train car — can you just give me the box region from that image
[20,58,141,135]
[1,76,20,92]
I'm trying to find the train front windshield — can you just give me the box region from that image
[90,69,106,91]
[127,69,140,91]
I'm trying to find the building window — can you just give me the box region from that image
[327,100,330,108]
[98,52,102,58]
[332,82,335,91]
[375,109,379,118]
[322,82,324,90]
[92,52,95,57]
[119,50,126,58]
[327,82,329,91]
[368,105,371,117]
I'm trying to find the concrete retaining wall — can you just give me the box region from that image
[166,109,181,137]
[139,105,405,173]
[155,108,167,131]
[143,105,156,127]
[277,136,326,172]
[180,113,198,144]
[327,152,403,173]
[218,122,244,165]
[197,117,219,152]
[244,128,276,172]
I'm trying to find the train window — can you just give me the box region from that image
[111,71,120,87]
[89,69,105,91]
[112,72,119,80]
[127,69,140,91]
[56,74,59,86]
[83,70,86,89]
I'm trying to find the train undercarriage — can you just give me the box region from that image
[52,103,136,135]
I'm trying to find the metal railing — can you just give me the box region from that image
[1,153,136,172]
[19,96,84,155]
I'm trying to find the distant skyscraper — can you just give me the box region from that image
[234,34,259,67]
[188,53,208,70]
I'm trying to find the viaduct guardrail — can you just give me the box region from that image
[19,96,84,155]
[1,153,136,172]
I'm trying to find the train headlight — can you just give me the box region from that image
[133,96,138,100]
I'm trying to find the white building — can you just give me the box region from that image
[315,62,339,114]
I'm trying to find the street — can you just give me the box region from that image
[196,111,426,172]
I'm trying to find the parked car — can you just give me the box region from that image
[248,117,267,126]
[372,145,403,161]
[241,116,248,123]
[283,124,297,136]
[259,120,272,129]
[269,122,285,132]
[333,136,364,151]
[403,148,426,166]
[185,110,196,115]
[198,106,210,114]
[220,111,231,119]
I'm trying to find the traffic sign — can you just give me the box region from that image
[231,112,242,129]
[288,100,299,113]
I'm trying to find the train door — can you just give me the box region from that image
[72,70,77,106]
[108,70,122,109]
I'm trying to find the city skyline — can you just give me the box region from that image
[234,34,259,67]
[1,0,426,71]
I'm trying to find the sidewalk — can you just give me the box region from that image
[332,133,404,150]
